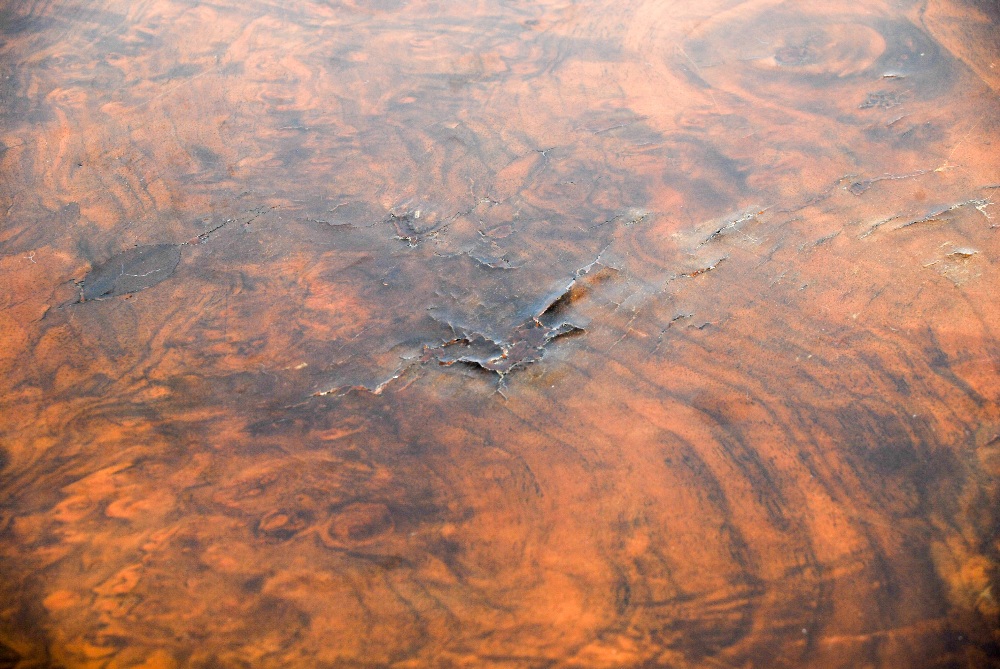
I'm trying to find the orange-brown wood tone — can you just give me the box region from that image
[1,0,999,667]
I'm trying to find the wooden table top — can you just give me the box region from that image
[1,0,998,666]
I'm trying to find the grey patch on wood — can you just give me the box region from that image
[82,244,181,300]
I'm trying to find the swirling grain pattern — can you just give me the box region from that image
[0,0,998,667]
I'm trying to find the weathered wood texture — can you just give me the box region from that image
[0,0,998,667]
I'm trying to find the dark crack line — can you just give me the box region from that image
[861,198,991,238]
[183,205,277,246]
[846,169,930,196]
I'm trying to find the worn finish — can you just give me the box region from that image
[1,0,999,667]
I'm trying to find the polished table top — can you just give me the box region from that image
[0,0,998,666]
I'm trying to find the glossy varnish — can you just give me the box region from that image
[0,0,999,666]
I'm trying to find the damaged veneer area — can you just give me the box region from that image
[313,257,608,398]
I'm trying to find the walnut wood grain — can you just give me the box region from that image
[0,0,998,667]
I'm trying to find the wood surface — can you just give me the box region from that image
[0,0,999,666]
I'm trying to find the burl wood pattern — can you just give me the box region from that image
[1,0,999,666]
